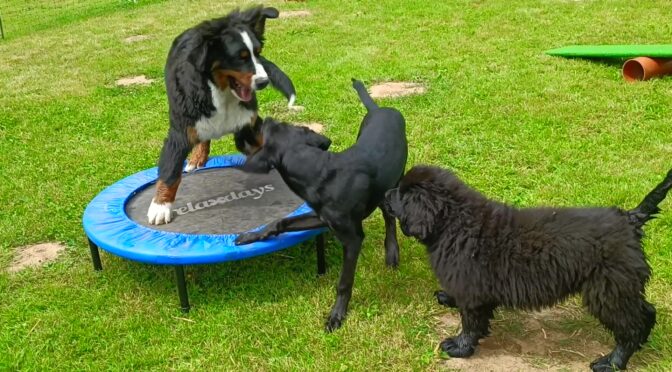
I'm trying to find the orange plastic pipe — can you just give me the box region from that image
[622,57,672,82]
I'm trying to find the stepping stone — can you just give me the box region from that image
[369,82,426,98]
[123,35,150,44]
[295,122,324,133]
[115,75,155,86]
[280,10,312,18]
[9,243,65,273]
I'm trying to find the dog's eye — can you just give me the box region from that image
[239,50,250,60]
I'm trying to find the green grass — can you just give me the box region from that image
[1,0,672,370]
[0,0,167,40]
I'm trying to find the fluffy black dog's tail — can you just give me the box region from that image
[628,168,672,226]
[352,78,378,111]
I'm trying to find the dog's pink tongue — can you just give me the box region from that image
[237,86,252,102]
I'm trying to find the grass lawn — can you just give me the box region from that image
[1,0,672,370]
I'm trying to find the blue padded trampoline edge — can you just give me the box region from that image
[82,155,326,265]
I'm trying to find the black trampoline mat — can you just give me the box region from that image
[125,168,304,235]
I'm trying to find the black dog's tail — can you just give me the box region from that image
[628,168,672,226]
[260,56,297,105]
[352,78,378,111]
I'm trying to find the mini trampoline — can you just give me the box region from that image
[83,154,327,312]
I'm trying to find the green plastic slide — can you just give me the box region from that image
[546,45,672,59]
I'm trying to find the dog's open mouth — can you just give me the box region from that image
[229,77,253,102]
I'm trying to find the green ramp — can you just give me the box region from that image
[546,45,672,59]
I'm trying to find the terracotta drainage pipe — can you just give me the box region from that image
[622,57,672,82]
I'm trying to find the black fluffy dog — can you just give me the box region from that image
[384,165,672,371]
[236,79,408,331]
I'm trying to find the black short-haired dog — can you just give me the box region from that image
[148,6,297,225]
[384,165,672,371]
[236,79,408,331]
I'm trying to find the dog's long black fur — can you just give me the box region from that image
[384,165,672,371]
[236,79,408,331]
[148,6,296,225]
[162,6,293,183]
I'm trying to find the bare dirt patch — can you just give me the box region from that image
[369,82,426,98]
[123,35,150,44]
[9,243,66,273]
[295,122,324,133]
[438,306,612,371]
[115,75,155,87]
[279,10,312,18]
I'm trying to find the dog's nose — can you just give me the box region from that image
[254,77,269,90]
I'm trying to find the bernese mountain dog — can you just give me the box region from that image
[148,6,296,225]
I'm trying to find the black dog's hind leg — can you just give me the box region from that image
[440,305,495,358]
[584,271,656,371]
[380,205,400,268]
[587,298,656,371]
[326,222,364,332]
[435,290,458,308]
[235,212,327,245]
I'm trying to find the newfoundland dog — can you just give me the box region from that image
[383,165,671,371]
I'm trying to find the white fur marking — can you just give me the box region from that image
[147,199,173,225]
[194,81,255,141]
[184,163,198,172]
[239,31,268,88]
[288,94,296,107]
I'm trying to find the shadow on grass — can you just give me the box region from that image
[93,234,341,309]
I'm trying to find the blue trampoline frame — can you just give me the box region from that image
[83,155,327,311]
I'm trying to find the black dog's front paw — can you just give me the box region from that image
[385,247,399,268]
[590,353,621,372]
[435,290,458,308]
[235,232,266,245]
[440,337,475,358]
[325,312,345,332]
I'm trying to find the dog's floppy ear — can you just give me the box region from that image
[187,34,211,71]
[241,117,277,173]
[305,130,332,151]
[399,189,437,241]
[242,6,279,40]
[242,147,272,173]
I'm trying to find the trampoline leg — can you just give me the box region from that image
[88,238,103,271]
[175,265,191,313]
[316,233,326,275]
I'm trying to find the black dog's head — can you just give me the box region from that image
[384,166,456,242]
[188,6,279,102]
[243,117,332,173]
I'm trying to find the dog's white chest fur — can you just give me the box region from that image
[194,81,254,141]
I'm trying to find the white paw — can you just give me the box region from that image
[184,163,201,172]
[147,199,173,225]
[184,163,196,172]
[287,95,304,111]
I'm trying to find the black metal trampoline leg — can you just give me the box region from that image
[175,265,190,313]
[316,233,326,275]
[88,238,103,271]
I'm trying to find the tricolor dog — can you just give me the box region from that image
[148,6,297,225]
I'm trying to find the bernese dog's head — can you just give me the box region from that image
[185,6,280,102]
